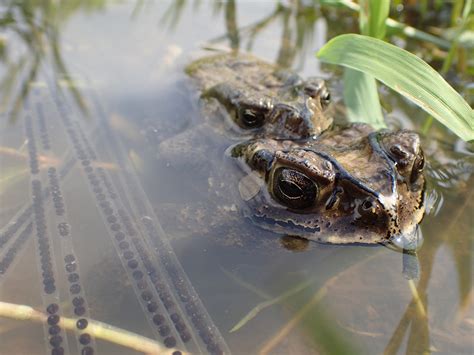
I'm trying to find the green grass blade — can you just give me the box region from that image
[342,0,389,129]
[343,68,386,129]
[359,0,390,39]
[317,34,474,141]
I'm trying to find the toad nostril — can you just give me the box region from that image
[251,149,274,172]
[358,198,377,215]
[362,200,373,210]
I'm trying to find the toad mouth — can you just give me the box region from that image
[250,214,322,234]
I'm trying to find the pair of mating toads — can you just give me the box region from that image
[155,53,425,250]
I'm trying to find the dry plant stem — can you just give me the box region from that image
[258,282,330,355]
[339,321,383,337]
[0,146,58,165]
[231,248,381,333]
[408,279,427,318]
[383,299,417,355]
[0,301,186,355]
[0,146,118,171]
[455,288,474,325]
[221,267,271,300]
[256,250,385,353]
[385,188,473,354]
[229,278,314,332]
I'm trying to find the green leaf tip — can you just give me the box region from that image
[317,34,474,141]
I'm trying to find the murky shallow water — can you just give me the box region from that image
[0,2,472,354]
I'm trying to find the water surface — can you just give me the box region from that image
[0,2,472,354]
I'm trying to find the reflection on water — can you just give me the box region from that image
[0,1,108,121]
[0,1,472,354]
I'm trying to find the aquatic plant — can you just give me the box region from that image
[317,0,474,141]
[317,33,474,141]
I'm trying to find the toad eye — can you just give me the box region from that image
[273,168,318,209]
[238,108,265,128]
[320,88,331,107]
[410,150,425,183]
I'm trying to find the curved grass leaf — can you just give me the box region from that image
[343,68,386,129]
[317,34,474,141]
[359,0,389,39]
[341,0,389,129]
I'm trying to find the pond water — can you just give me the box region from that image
[0,1,472,355]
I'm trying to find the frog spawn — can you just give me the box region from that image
[1,80,232,354]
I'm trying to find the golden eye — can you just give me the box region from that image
[273,168,317,209]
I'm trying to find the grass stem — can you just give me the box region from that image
[0,301,185,354]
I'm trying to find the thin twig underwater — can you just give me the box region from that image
[0,301,183,355]
[229,247,380,333]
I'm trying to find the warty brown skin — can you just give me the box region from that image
[232,123,425,245]
[157,54,425,248]
[186,53,333,140]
